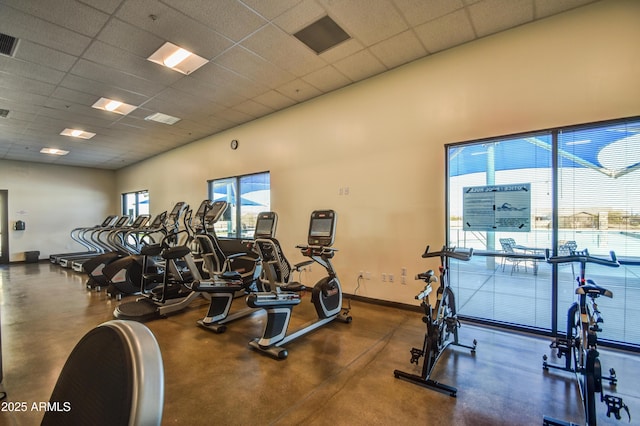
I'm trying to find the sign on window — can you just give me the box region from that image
[463,183,531,232]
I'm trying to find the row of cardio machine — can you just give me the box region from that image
[106,200,352,359]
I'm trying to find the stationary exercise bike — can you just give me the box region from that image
[394,245,477,397]
[191,210,276,333]
[543,249,630,426]
[246,209,352,359]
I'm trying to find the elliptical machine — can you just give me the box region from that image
[246,210,352,359]
[113,202,209,322]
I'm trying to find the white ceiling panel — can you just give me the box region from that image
[1,0,110,37]
[0,4,92,56]
[414,9,476,54]
[241,24,327,77]
[162,0,266,42]
[392,0,465,27]
[318,0,408,46]
[0,0,598,169]
[369,30,428,69]
[333,49,387,82]
[302,66,352,93]
[468,0,534,38]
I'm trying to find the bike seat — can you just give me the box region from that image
[281,282,306,292]
[576,282,613,298]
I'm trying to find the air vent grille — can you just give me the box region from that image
[294,16,350,55]
[0,109,9,118]
[0,33,18,57]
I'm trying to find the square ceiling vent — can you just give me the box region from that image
[294,16,350,54]
[0,33,18,57]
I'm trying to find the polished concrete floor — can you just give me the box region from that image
[0,262,638,426]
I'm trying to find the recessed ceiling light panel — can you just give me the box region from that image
[60,128,96,139]
[147,42,208,75]
[92,97,137,115]
[145,112,181,125]
[40,148,69,156]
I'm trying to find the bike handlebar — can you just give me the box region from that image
[421,245,473,261]
[545,248,619,268]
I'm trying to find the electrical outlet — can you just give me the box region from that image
[389,273,394,283]
[358,270,364,279]
[381,273,386,282]
[401,267,407,276]
[365,271,371,280]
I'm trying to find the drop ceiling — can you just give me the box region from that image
[0,0,597,170]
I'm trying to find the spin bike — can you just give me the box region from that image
[394,245,477,397]
[543,249,630,426]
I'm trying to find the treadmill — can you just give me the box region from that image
[58,215,131,268]
[50,215,119,264]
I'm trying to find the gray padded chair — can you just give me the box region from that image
[41,320,164,426]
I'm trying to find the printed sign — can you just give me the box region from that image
[463,184,531,232]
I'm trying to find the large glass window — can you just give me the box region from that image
[447,117,640,349]
[122,190,149,217]
[208,172,270,239]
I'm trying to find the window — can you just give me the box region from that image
[447,117,640,349]
[122,190,149,217]
[208,172,270,239]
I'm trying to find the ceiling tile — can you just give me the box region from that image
[392,0,465,26]
[276,78,322,102]
[162,0,266,42]
[82,40,180,86]
[12,40,78,72]
[97,18,166,58]
[232,99,275,118]
[302,65,352,92]
[58,74,151,106]
[2,0,110,37]
[69,59,166,97]
[0,74,56,97]
[0,0,599,169]
[0,4,91,56]
[241,24,327,77]
[0,57,65,86]
[534,0,595,18]
[115,0,233,59]
[252,90,296,110]
[369,30,428,69]
[468,0,534,38]
[415,9,476,53]
[78,0,124,14]
[333,49,387,82]
[318,0,408,45]
[272,0,326,34]
[215,46,296,89]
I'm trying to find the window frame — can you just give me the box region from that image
[207,171,270,240]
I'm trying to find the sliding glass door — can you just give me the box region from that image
[447,117,640,348]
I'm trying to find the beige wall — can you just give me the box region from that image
[1,159,116,261]
[117,1,640,302]
[115,0,639,303]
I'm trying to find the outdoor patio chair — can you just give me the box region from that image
[499,238,527,274]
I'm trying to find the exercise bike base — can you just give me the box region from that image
[248,339,288,360]
[393,370,457,397]
[542,415,580,426]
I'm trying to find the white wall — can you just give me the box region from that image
[0,159,116,261]
[116,0,640,304]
